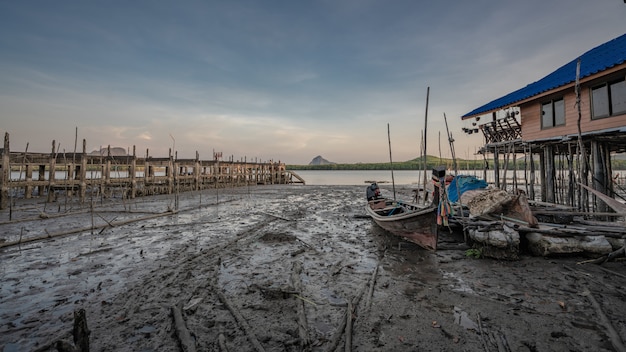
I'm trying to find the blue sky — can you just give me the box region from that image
[1,1,625,164]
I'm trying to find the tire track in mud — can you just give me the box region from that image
[0,191,287,351]
[88,211,288,351]
[87,191,375,351]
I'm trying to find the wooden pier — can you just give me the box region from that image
[0,133,305,210]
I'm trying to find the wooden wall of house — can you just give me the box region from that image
[520,89,626,141]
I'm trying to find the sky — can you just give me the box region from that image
[1,1,625,165]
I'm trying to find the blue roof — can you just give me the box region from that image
[462,33,626,119]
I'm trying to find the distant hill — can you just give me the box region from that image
[89,147,128,156]
[289,155,462,170]
[309,155,335,165]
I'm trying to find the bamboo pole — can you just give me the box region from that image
[575,59,589,212]
[171,302,197,352]
[582,287,626,352]
[291,261,310,348]
[422,87,430,204]
[387,123,396,200]
[217,290,266,352]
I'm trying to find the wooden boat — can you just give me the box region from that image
[365,199,438,250]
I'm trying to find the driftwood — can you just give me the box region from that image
[0,210,178,249]
[597,265,626,279]
[578,183,626,216]
[171,302,196,352]
[72,309,90,352]
[217,290,266,352]
[577,245,626,265]
[581,287,626,352]
[476,313,490,352]
[259,211,293,221]
[533,209,626,217]
[345,300,353,352]
[364,263,379,314]
[218,333,229,352]
[251,284,298,299]
[45,309,90,352]
[527,232,612,257]
[290,261,310,347]
[324,281,368,352]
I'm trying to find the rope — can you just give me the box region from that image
[436,178,454,226]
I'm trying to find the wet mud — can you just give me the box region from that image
[1,185,625,351]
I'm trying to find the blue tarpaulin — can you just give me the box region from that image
[447,175,488,203]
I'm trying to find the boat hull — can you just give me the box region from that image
[366,199,438,250]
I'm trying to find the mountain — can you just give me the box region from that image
[309,155,335,165]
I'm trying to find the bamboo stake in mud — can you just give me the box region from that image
[171,302,197,352]
[575,58,589,212]
[324,281,368,352]
[1,133,10,211]
[218,333,229,352]
[345,300,353,352]
[422,86,430,204]
[582,287,626,352]
[364,263,379,314]
[217,290,265,352]
[290,261,310,347]
[387,123,396,200]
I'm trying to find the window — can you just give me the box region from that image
[591,78,626,119]
[541,98,565,129]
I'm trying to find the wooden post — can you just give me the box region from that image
[194,151,200,191]
[529,143,535,201]
[103,146,111,198]
[130,145,137,199]
[544,145,555,203]
[566,143,576,206]
[0,132,9,209]
[79,139,87,202]
[47,140,57,202]
[502,143,509,190]
[592,140,611,213]
[38,164,45,197]
[512,143,518,191]
[167,148,173,194]
[25,164,33,199]
[422,87,430,203]
[539,151,546,202]
[230,160,234,187]
[493,146,500,189]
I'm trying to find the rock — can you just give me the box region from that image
[468,225,520,260]
[525,233,612,257]
[468,225,520,249]
[465,188,514,217]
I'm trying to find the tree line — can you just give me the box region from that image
[287,155,626,171]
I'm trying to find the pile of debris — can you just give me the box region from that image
[447,178,626,261]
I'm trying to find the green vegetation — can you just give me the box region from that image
[287,155,476,171]
[287,155,626,171]
[465,248,483,259]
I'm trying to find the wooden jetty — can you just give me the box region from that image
[0,133,305,210]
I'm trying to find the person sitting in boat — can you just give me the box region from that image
[366,183,381,201]
[366,183,386,209]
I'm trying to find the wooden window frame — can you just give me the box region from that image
[591,76,626,120]
[541,97,565,129]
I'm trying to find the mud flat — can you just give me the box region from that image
[1,185,625,351]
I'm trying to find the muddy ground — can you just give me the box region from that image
[1,185,625,352]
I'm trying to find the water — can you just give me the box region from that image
[293,170,425,186]
[293,169,491,186]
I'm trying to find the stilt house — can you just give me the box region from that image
[462,33,626,211]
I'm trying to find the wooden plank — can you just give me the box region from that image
[578,183,626,215]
